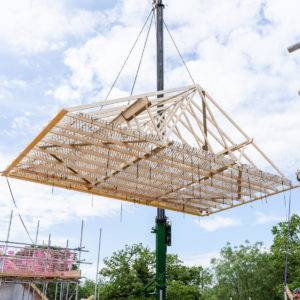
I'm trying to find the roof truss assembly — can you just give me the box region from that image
[2,84,292,216]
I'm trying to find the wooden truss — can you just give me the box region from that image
[2,84,293,216]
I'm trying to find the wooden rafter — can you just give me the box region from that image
[2,84,293,216]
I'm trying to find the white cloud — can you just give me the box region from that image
[46,84,81,103]
[11,113,31,131]
[196,215,241,232]
[0,177,121,228]
[0,148,123,242]
[0,0,108,54]
[1,79,27,89]
[48,0,300,179]
[255,211,282,225]
[2,0,300,278]
[0,79,27,102]
[182,252,219,267]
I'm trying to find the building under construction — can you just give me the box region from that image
[0,0,297,299]
[0,213,89,300]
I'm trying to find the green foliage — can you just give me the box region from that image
[208,241,275,300]
[202,214,300,300]
[97,243,211,299]
[79,280,96,298]
[167,280,200,300]
[98,244,155,299]
[167,254,212,298]
[271,214,300,296]
[76,214,300,300]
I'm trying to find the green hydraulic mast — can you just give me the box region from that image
[152,1,171,299]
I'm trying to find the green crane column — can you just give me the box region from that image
[155,216,167,299]
[154,0,170,299]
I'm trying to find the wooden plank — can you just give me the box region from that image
[26,152,250,203]
[196,85,285,177]
[201,91,208,151]
[156,164,233,199]
[187,103,212,152]
[94,143,172,187]
[237,170,242,200]
[39,127,278,193]
[38,132,274,197]
[0,270,81,280]
[67,85,196,112]
[208,184,298,215]
[112,97,151,125]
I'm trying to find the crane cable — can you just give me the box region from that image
[104,8,196,104]
[5,176,34,244]
[163,20,196,85]
[130,10,154,96]
[104,8,154,103]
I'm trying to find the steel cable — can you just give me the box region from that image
[104,8,154,103]
[5,176,34,244]
[163,20,195,85]
[130,10,154,96]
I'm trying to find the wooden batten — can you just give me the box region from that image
[2,85,293,216]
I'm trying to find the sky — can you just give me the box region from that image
[0,0,300,280]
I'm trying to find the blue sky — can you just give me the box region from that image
[1,0,300,279]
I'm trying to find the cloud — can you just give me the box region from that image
[255,211,282,225]
[0,79,27,102]
[46,84,81,104]
[0,178,120,232]
[11,113,31,132]
[0,0,108,54]
[196,216,241,232]
[2,0,300,279]
[47,0,300,180]
[182,252,219,267]
[0,150,123,242]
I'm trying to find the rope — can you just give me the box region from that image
[163,20,196,85]
[283,188,292,290]
[5,177,34,244]
[104,8,154,102]
[130,10,154,96]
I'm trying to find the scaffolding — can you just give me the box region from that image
[0,0,296,298]
[0,212,90,300]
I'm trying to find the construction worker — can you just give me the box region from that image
[293,288,300,299]
[286,286,300,299]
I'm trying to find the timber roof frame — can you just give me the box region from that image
[2,84,293,216]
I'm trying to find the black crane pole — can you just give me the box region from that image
[153,1,171,300]
[156,0,164,94]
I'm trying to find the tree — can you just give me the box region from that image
[167,280,200,300]
[167,254,212,298]
[99,244,155,299]
[208,241,275,300]
[78,215,300,299]
[203,215,300,300]
[98,243,212,299]
[271,214,300,297]
[79,280,96,299]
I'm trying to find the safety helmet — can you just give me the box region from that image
[293,288,300,294]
